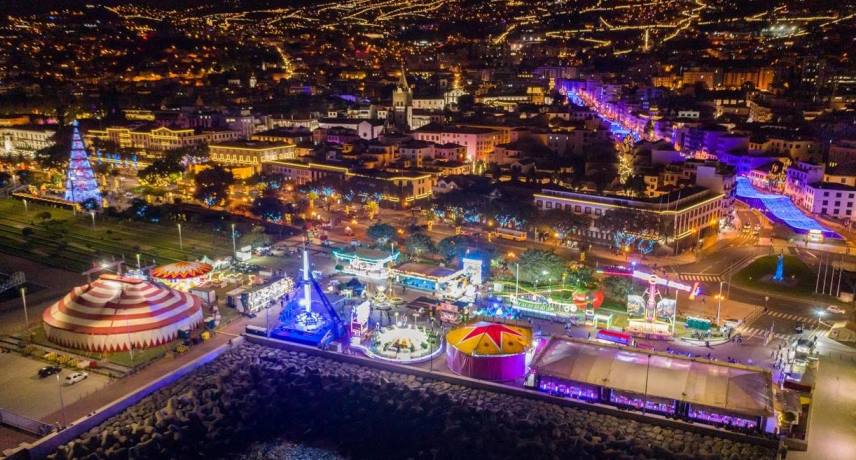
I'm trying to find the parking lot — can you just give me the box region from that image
[0,352,110,422]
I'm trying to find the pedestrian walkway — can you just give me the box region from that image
[736,326,792,340]
[766,310,818,325]
[679,273,722,282]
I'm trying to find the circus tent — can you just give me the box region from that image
[150,261,213,290]
[42,275,203,352]
[445,321,533,381]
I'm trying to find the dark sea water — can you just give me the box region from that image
[235,440,347,460]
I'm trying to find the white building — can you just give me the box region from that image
[317,118,384,140]
[1,127,56,158]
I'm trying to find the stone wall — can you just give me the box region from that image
[47,343,776,460]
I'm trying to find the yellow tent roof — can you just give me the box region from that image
[446,321,532,356]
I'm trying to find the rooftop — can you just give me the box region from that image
[532,337,773,417]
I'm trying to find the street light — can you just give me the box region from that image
[89,210,96,229]
[231,223,237,257]
[177,223,183,250]
[56,374,66,428]
[20,287,28,329]
[716,281,724,325]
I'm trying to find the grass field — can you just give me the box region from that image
[734,254,817,296]
[0,198,233,272]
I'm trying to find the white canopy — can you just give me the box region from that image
[532,337,773,417]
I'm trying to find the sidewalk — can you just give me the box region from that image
[38,316,247,426]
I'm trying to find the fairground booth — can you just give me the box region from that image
[445,321,533,382]
[332,247,399,280]
[530,337,777,433]
[150,261,213,291]
[42,275,203,352]
[391,256,483,300]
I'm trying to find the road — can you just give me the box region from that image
[791,338,856,460]
[0,352,109,422]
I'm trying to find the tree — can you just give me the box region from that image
[404,232,434,257]
[365,200,380,220]
[80,197,99,211]
[517,249,566,285]
[598,208,661,238]
[437,235,476,263]
[603,276,633,300]
[367,223,397,246]
[250,195,285,223]
[194,165,234,207]
[139,149,185,185]
[533,209,591,238]
[240,226,272,248]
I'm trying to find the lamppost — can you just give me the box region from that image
[515,262,520,300]
[716,281,723,325]
[89,210,96,229]
[56,374,66,428]
[231,223,237,257]
[20,287,28,328]
[22,198,28,214]
[764,295,769,311]
[177,223,183,250]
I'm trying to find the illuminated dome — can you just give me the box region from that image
[42,275,203,352]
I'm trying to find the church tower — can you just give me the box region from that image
[392,66,413,130]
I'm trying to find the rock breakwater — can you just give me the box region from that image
[47,343,775,460]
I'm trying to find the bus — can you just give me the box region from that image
[494,227,528,241]
[595,329,633,346]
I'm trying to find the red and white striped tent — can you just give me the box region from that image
[42,274,203,352]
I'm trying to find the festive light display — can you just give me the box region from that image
[735,177,835,236]
[64,121,102,206]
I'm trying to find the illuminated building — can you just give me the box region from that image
[1,126,55,158]
[85,125,239,154]
[412,124,502,165]
[263,159,435,206]
[534,187,724,253]
[209,140,295,171]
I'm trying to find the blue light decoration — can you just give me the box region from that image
[735,177,838,238]
[64,121,102,206]
[637,239,656,254]
[772,253,784,282]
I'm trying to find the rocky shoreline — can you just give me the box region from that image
[47,343,776,460]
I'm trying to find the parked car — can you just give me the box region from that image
[794,322,805,334]
[64,372,88,385]
[827,305,846,314]
[38,366,62,378]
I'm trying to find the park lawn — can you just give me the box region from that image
[0,198,232,272]
[734,255,817,296]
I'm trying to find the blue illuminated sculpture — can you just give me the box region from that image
[772,253,784,282]
[64,121,102,207]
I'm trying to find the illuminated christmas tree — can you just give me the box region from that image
[64,121,102,208]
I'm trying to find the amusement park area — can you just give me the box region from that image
[226,240,823,447]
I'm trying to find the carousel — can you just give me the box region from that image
[42,274,204,352]
[150,261,213,291]
[446,321,533,381]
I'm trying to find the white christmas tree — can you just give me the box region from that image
[64,121,102,207]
